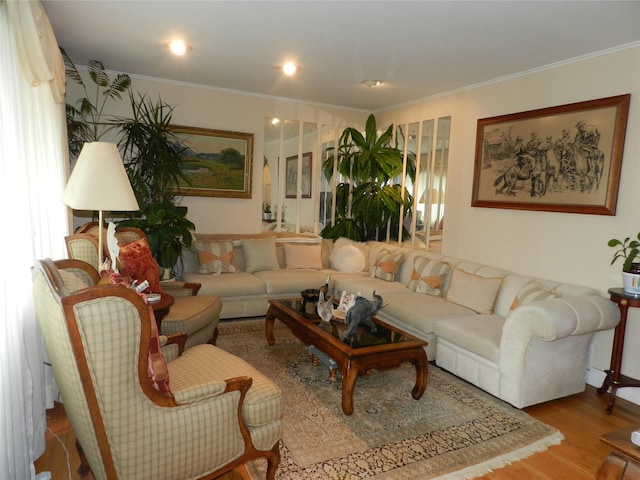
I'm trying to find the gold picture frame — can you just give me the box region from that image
[170,125,253,198]
[471,94,630,215]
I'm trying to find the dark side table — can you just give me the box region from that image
[597,288,640,414]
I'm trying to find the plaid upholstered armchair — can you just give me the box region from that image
[65,224,222,349]
[33,258,283,480]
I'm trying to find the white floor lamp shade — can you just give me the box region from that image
[63,142,139,265]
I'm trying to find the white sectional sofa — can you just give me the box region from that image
[180,231,619,408]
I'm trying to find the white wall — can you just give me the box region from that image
[379,45,640,403]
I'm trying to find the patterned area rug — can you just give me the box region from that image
[216,319,563,480]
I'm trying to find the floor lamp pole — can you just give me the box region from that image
[97,209,104,267]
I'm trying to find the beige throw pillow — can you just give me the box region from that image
[194,240,237,274]
[407,256,450,296]
[284,243,323,269]
[241,237,280,273]
[509,281,557,310]
[370,249,405,282]
[446,268,503,314]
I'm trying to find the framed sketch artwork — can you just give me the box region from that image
[471,94,630,215]
[286,152,312,198]
[170,125,254,198]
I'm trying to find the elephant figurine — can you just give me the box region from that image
[344,291,384,339]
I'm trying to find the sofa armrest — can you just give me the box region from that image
[498,294,620,407]
[504,294,620,342]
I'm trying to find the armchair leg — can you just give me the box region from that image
[75,440,91,478]
[264,442,281,480]
[208,326,219,346]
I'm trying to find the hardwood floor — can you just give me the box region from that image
[35,385,640,479]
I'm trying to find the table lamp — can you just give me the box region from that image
[63,142,139,266]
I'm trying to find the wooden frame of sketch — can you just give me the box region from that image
[285,152,312,198]
[471,94,630,215]
[170,125,253,198]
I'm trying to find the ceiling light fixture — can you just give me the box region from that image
[166,40,191,56]
[361,80,382,88]
[282,62,298,76]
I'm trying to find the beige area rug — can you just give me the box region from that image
[216,319,563,480]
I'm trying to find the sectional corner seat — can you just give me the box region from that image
[180,231,620,409]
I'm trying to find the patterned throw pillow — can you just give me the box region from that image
[510,281,557,310]
[194,240,237,274]
[446,268,503,314]
[118,238,162,293]
[370,249,405,282]
[407,256,451,296]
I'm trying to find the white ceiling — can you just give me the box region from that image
[43,1,640,111]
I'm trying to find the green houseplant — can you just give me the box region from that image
[115,92,195,271]
[320,114,415,242]
[608,232,640,293]
[61,48,131,161]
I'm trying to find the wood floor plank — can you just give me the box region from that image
[35,386,640,479]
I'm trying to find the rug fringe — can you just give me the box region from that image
[431,430,565,480]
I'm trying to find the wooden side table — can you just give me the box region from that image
[151,293,174,330]
[597,288,640,414]
[597,426,640,479]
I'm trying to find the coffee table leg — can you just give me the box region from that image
[412,348,429,400]
[265,306,277,345]
[341,365,358,415]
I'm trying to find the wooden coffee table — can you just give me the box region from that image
[265,298,428,415]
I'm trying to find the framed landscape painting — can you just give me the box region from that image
[170,125,253,198]
[285,152,312,198]
[471,94,630,215]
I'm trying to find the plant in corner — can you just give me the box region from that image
[61,48,131,161]
[116,92,195,272]
[608,232,640,293]
[320,113,415,242]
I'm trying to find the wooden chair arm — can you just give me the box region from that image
[162,333,187,357]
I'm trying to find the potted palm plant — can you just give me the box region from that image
[608,233,640,294]
[115,92,195,274]
[320,114,415,241]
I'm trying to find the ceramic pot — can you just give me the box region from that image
[622,264,640,294]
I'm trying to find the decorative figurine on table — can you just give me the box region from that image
[344,291,384,340]
[316,290,334,322]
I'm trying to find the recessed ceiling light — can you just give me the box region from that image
[282,62,298,76]
[361,80,382,88]
[166,40,191,56]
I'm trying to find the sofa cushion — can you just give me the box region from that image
[284,243,324,269]
[370,249,404,282]
[241,237,280,273]
[434,314,505,363]
[256,269,329,295]
[407,256,451,296]
[194,240,237,274]
[509,280,558,311]
[380,291,478,337]
[446,268,502,314]
[184,271,266,297]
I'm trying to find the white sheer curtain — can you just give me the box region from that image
[0,1,68,478]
